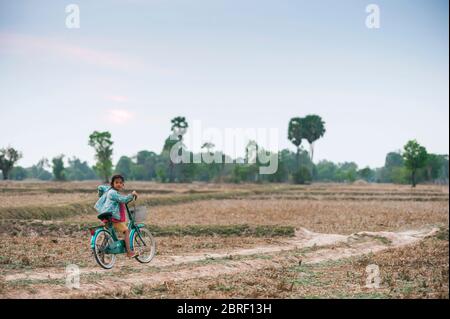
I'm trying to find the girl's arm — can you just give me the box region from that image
[110,190,133,203]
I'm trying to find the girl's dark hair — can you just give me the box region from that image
[110,175,125,187]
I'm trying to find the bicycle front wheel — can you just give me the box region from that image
[132,227,156,263]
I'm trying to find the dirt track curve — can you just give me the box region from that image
[1,227,438,298]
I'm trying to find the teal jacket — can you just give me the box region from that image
[94,185,133,220]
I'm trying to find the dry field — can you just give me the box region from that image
[0,181,448,299]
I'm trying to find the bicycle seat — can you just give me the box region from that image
[98,212,112,221]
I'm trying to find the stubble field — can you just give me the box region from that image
[0,181,448,299]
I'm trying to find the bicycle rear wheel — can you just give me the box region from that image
[93,229,116,269]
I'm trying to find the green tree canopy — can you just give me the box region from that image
[302,114,326,161]
[385,152,404,168]
[403,140,428,187]
[10,166,28,180]
[0,147,22,180]
[26,158,52,181]
[52,155,66,181]
[65,157,97,181]
[115,156,134,179]
[89,131,114,182]
[358,167,375,182]
[171,116,189,141]
[288,117,305,167]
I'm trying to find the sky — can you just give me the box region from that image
[0,0,448,169]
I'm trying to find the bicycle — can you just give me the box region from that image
[89,197,156,269]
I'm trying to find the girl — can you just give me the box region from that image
[95,175,138,258]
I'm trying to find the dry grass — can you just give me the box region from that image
[0,180,278,193]
[148,199,448,234]
[0,193,95,209]
[0,192,221,209]
[0,181,447,299]
[102,234,448,299]
[0,236,94,270]
[0,183,293,219]
[1,181,445,196]
[0,234,284,272]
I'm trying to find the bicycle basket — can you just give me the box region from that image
[131,205,148,223]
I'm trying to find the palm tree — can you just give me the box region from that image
[201,142,215,154]
[288,117,305,167]
[302,115,326,162]
[171,116,189,141]
[165,116,189,182]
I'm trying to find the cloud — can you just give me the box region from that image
[0,32,144,71]
[106,109,134,124]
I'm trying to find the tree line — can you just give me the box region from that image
[1,116,448,187]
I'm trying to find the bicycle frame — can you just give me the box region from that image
[90,202,147,254]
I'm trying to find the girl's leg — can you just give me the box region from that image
[124,229,136,257]
[113,222,137,257]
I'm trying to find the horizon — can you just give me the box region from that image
[2,135,446,171]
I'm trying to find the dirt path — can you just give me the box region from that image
[1,227,438,298]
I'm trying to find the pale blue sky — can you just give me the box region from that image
[0,0,448,168]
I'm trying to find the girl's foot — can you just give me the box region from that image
[127,251,139,258]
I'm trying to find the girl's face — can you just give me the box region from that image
[113,179,124,190]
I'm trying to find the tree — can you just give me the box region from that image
[385,152,404,168]
[316,160,338,181]
[200,142,221,181]
[162,135,176,182]
[302,115,326,162]
[231,156,259,183]
[179,153,197,183]
[403,140,428,187]
[52,155,66,181]
[424,154,448,182]
[27,158,52,181]
[88,131,114,182]
[65,157,97,181]
[358,167,375,182]
[201,142,215,154]
[390,166,409,184]
[163,117,189,183]
[267,152,289,183]
[131,165,147,181]
[288,117,305,167]
[171,116,189,141]
[219,152,232,183]
[155,163,168,182]
[135,151,158,180]
[335,162,358,183]
[118,150,160,181]
[10,166,28,180]
[0,147,22,180]
[243,140,261,182]
[377,151,404,183]
[292,166,312,184]
[436,155,449,183]
[115,156,135,179]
